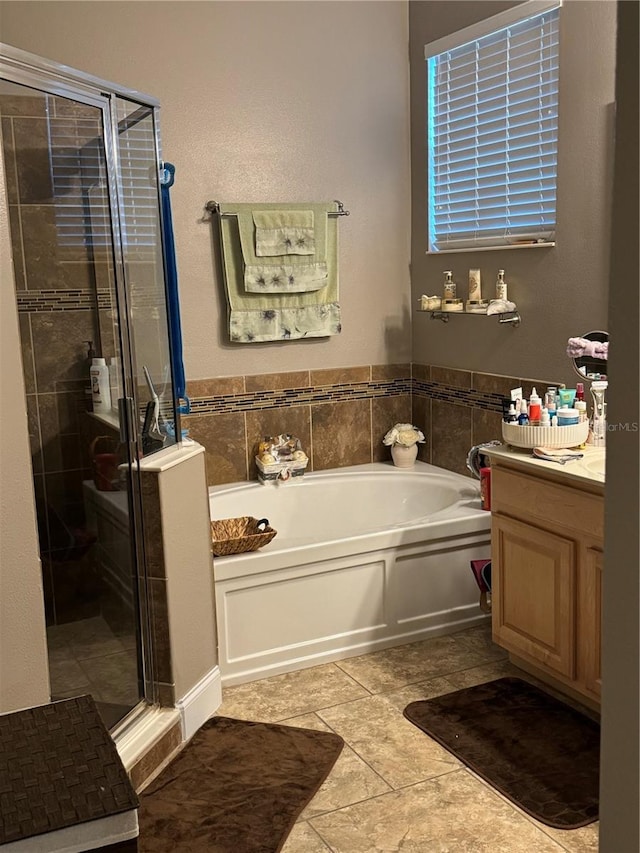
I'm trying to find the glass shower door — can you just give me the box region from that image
[111,96,178,453]
[0,77,157,730]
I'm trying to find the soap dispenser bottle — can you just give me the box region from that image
[495,269,508,300]
[443,270,456,299]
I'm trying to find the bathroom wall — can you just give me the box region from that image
[409,0,617,382]
[0,0,412,380]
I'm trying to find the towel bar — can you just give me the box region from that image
[205,200,349,217]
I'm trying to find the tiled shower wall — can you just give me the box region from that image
[183,363,565,486]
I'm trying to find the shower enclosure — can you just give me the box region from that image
[0,45,180,731]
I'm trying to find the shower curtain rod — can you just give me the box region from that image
[205,200,350,217]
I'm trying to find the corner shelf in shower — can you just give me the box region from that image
[88,410,120,430]
[417,308,522,327]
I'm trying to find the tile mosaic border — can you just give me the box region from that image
[184,368,557,417]
[412,379,504,412]
[188,378,412,415]
[16,288,112,312]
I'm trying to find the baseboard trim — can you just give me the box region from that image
[220,614,490,686]
[176,665,222,740]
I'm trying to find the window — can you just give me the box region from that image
[49,101,160,254]
[425,0,560,252]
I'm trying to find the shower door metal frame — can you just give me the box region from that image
[0,43,172,723]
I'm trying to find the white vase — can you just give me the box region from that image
[391,443,418,468]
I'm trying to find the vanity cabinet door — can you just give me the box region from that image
[492,513,576,679]
[580,546,603,697]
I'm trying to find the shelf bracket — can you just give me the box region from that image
[497,311,521,327]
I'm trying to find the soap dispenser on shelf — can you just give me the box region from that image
[441,270,463,313]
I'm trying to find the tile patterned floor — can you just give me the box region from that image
[217,624,599,853]
[47,615,140,729]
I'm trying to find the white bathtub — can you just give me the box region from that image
[209,461,491,685]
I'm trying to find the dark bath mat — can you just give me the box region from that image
[138,716,344,852]
[404,677,599,829]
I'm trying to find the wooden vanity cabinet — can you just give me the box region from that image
[490,461,603,705]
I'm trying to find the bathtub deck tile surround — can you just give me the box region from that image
[371,393,413,462]
[183,362,569,485]
[311,399,373,470]
[472,406,505,447]
[186,411,248,485]
[430,398,473,477]
[245,403,312,478]
[217,624,596,853]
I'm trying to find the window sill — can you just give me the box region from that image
[426,242,555,255]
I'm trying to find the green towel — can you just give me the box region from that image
[218,202,341,343]
[238,204,329,293]
[252,210,316,256]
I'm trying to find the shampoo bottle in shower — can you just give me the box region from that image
[90,357,112,415]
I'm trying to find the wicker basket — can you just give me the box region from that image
[210,516,277,556]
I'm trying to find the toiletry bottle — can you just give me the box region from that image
[518,398,529,425]
[575,399,588,423]
[528,388,542,424]
[468,269,481,301]
[575,382,585,403]
[506,403,518,423]
[544,387,557,417]
[90,357,112,415]
[443,270,456,300]
[495,269,508,300]
[540,407,550,427]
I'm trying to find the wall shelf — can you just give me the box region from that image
[417,308,521,327]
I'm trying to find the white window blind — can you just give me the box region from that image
[426,3,560,252]
[49,108,160,254]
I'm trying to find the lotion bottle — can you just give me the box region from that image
[90,357,112,415]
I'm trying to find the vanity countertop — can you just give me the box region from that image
[484,444,605,492]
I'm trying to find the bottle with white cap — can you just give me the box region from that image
[90,357,112,415]
[528,388,542,423]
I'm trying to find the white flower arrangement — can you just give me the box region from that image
[383,423,425,447]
